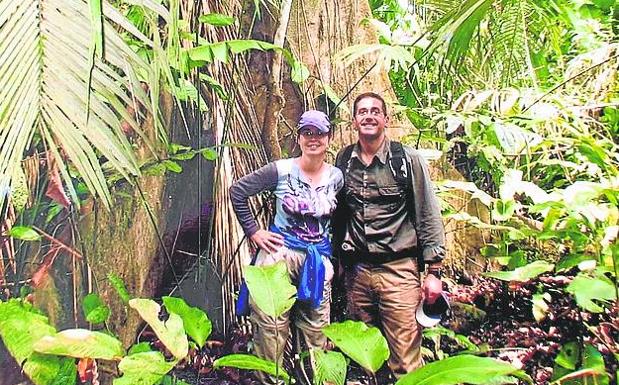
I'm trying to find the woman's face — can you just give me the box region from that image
[297,126,330,156]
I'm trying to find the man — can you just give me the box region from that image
[333,92,445,380]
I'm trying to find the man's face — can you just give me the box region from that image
[353,97,388,141]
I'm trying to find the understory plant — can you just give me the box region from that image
[217,261,531,385]
[0,283,212,385]
[337,0,617,382]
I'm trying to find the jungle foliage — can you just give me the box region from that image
[339,0,617,383]
[0,0,617,384]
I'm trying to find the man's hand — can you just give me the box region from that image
[250,229,284,253]
[422,273,443,304]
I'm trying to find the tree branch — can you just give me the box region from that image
[262,0,293,160]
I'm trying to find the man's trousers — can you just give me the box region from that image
[345,257,423,378]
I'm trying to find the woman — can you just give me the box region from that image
[230,110,343,383]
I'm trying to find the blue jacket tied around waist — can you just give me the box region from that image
[236,225,330,316]
[270,224,330,308]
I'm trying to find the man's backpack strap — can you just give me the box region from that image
[335,144,355,173]
[388,141,408,187]
[332,144,354,261]
[389,141,425,271]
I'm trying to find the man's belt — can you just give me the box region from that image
[338,248,420,266]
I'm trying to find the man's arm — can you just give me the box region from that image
[406,148,446,265]
[406,148,446,303]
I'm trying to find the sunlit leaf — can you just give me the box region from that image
[24,352,77,385]
[322,320,389,373]
[395,355,532,385]
[82,293,110,324]
[128,342,152,355]
[483,261,554,282]
[213,354,291,384]
[291,60,310,83]
[492,199,516,222]
[108,273,131,303]
[114,351,176,385]
[200,148,218,161]
[0,300,77,385]
[129,299,188,360]
[532,293,551,323]
[162,160,182,173]
[198,13,235,26]
[162,296,212,349]
[314,349,347,385]
[565,273,616,313]
[33,329,124,360]
[8,226,41,241]
[0,300,56,363]
[244,261,296,318]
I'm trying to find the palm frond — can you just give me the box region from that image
[428,0,493,75]
[488,0,552,87]
[0,0,163,209]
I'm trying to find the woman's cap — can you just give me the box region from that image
[416,292,450,328]
[298,110,331,133]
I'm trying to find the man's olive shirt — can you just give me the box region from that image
[335,138,445,265]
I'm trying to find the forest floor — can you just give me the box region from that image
[2,272,614,385]
[170,272,618,385]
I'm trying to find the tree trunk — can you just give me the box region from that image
[209,0,399,330]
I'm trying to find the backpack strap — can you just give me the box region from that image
[335,144,355,174]
[332,144,355,261]
[389,141,424,270]
[388,141,408,187]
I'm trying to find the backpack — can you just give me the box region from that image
[332,141,424,269]
[335,141,411,187]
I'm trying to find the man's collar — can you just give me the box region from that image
[351,137,390,165]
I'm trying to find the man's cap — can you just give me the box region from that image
[298,110,331,133]
[416,292,450,328]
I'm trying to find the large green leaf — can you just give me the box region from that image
[581,344,609,385]
[552,343,609,385]
[129,298,189,360]
[395,355,532,385]
[483,261,554,282]
[213,354,291,384]
[186,39,308,83]
[321,320,389,373]
[0,300,76,385]
[162,296,212,349]
[314,349,347,385]
[565,273,616,313]
[33,329,124,360]
[113,351,177,385]
[0,300,56,363]
[24,353,77,385]
[244,261,296,318]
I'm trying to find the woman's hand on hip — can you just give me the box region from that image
[250,229,284,254]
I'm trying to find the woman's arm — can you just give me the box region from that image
[229,162,278,236]
[229,163,283,252]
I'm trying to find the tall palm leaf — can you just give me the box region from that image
[0,0,160,209]
[421,0,562,90]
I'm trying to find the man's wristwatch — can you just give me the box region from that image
[427,266,443,278]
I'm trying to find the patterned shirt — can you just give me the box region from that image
[230,158,344,243]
